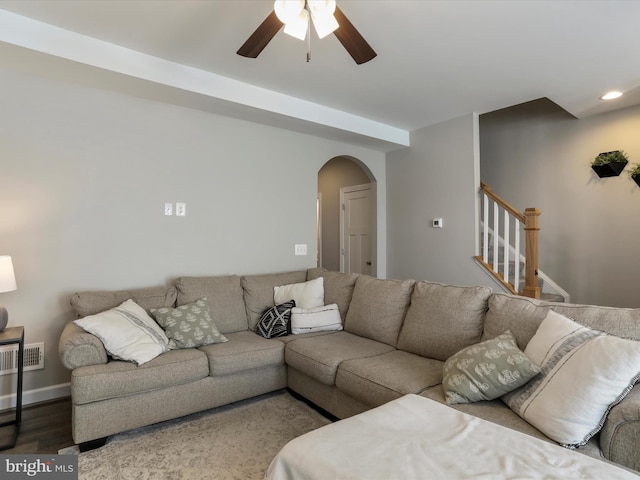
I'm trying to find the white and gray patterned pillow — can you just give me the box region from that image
[256,301,296,339]
[150,297,228,349]
[503,310,640,447]
[443,330,540,405]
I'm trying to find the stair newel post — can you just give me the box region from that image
[523,208,541,299]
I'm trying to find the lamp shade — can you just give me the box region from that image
[0,256,17,293]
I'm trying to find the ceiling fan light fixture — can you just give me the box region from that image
[283,10,309,40]
[274,0,305,24]
[308,0,338,39]
[310,11,339,39]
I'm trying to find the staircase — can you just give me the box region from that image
[476,182,569,303]
[479,232,565,302]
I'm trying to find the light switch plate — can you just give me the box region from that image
[433,218,443,228]
[294,244,307,256]
[176,203,186,216]
[164,203,173,216]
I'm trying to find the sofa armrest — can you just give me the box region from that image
[58,321,108,370]
[600,383,640,472]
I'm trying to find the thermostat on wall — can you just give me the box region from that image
[433,218,443,228]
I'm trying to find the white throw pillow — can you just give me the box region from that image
[503,309,640,447]
[291,303,342,334]
[274,277,324,309]
[74,299,170,365]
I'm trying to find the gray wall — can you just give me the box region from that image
[0,67,386,403]
[480,98,640,307]
[386,114,497,288]
[318,157,371,271]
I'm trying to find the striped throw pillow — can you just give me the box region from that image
[503,310,640,447]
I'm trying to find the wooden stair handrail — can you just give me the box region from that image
[479,182,540,299]
[480,182,525,223]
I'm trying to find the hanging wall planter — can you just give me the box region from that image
[591,150,629,177]
[629,163,640,187]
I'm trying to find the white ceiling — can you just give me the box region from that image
[2,0,640,151]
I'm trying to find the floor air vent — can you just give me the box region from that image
[0,342,44,375]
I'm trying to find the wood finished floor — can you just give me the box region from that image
[0,397,74,454]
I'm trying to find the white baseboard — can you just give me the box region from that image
[0,383,70,410]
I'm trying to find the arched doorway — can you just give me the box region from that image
[318,156,377,276]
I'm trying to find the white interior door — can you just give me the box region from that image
[340,184,372,275]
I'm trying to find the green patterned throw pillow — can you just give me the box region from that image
[442,330,540,405]
[150,297,228,349]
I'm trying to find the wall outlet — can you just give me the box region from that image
[295,244,307,256]
[176,203,186,216]
[433,218,443,228]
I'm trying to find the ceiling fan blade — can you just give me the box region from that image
[237,10,284,58]
[333,6,377,65]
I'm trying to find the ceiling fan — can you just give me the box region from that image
[237,0,377,65]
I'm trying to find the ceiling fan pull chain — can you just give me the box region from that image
[306,2,311,62]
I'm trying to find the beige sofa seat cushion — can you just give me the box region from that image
[397,281,492,361]
[285,331,395,386]
[307,268,360,321]
[71,285,177,318]
[420,385,603,461]
[199,330,284,376]
[71,348,209,405]
[336,350,444,408]
[241,271,307,330]
[344,276,415,347]
[175,275,248,334]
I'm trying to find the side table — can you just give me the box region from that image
[0,326,24,450]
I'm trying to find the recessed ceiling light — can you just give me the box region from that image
[601,91,623,100]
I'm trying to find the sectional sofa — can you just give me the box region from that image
[58,268,640,473]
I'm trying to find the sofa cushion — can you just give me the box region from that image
[442,330,540,405]
[198,330,285,376]
[175,276,248,334]
[483,293,640,349]
[242,271,307,330]
[307,269,360,322]
[482,294,550,348]
[503,310,640,448]
[344,276,415,347]
[397,281,491,361]
[71,285,177,318]
[336,350,443,408]
[285,331,395,386]
[552,303,640,341]
[274,277,324,309]
[73,299,170,366]
[71,348,209,404]
[150,297,229,349]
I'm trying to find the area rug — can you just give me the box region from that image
[59,390,331,479]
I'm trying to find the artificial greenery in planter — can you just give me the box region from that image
[591,150,629,178]
[629,163,640,187]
